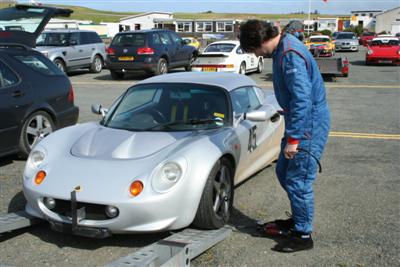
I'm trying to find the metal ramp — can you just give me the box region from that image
[105,226,232,267]
[0,211,42,235]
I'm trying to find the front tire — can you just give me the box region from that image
[90,55,103,73]
[185,54,195,71]
[192,158,234,229]
[239,62,246,75]
[19,111,55,158]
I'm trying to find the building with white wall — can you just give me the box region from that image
[119,12,173,31]
[375,7,400,34]
[350,10,382,30]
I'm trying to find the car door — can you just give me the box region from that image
[65,32,85,68]
[168,31,189,66]
[158,31,176,66]
[77,32,94,66]
[0,59,29,155]
[236,46,255,71]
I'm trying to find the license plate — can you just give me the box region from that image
[378,60,392,64]
[202,67,217,72]
[118,56,134,61]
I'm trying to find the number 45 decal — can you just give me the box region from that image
[248,125,257,152]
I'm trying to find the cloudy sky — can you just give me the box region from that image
[21,0,400,14]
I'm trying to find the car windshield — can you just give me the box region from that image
[0,6,47,33]
[103,83,230,131]
[310,37,330,42]
[205,44,236,53]
[337,33,356,39]
[371,39,399,46]
[36,32,70,46]
[111,33,146,47]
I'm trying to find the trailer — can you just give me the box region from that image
[315,57,350,78]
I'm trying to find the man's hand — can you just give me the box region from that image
[284,143,298,159]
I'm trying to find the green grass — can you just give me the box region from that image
[1,3,348,23]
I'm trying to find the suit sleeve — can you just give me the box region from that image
[281,51,312,143]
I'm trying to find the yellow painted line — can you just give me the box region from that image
[329,131,400,140]
[330,131,400,138]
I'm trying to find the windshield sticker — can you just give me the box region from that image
[213,112,225,119]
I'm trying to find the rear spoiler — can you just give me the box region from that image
[197,54,229,58]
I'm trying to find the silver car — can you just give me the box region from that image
[334,32,359,52]
[36,30,106,73]
[23,72,284,238]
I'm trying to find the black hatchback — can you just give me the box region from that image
[106,30,197,79]
[0,5,79,158]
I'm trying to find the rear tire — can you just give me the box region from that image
[239,62,246,75]
[185,54,195,72]
[90,55,103,73]
[110,70,124,80]
[155,58,168,75]
[192,158,234,229]
[18,111,55,158]
[256,59,263,73]
[54,58,66,73]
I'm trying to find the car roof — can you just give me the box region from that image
[42,29,96,33]
[117,29,174,34]
[137,72,257,92]
[208,40,240,45]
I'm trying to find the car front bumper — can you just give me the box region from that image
[335,45,358,51]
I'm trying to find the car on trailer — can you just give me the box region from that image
[23,72,284,238]
[192,40,263,74]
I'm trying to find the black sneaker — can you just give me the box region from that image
[273,231,314,253]
[260,217,294,238]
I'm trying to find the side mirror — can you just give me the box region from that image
[69,40,78,46]
[91,104,108,117]
[245,110,269,122]
[182,39,190,45]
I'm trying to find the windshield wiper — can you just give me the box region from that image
[144,118,222,131]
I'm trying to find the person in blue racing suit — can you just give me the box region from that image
[239,20,330,252]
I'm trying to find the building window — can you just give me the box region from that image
[361,13,366,16]
[354,13,359,16]
[154,23,163,29]
[177,22,192,32]
[327,23,336,28]
[216,22,234,32]
[369,13,374,17]
[196,22,213,32]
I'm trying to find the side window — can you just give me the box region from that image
[169,32,182,44]
[69,32,80,45]
[159,32,172,45]
[0,61,19,88]
[80,32,93,45]
[90,32,102,43]
[14,55,64,76]
[236,46,244,54]
[152,33,162,45]
[230,87,261,115]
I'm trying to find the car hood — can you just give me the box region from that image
[70,125,195,160]
[0,5,72,48]
[336,39,357,43]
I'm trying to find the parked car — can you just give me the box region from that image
[335,32,359,52]
[366,37,400,65]
[192,41,263,74]
[359,32,377,46]
[36,30,106,73]
[106,29,197,79]
[305,35,335,57]
[23,72,284,237]
[0,5,79,158]
[182,37,201,50]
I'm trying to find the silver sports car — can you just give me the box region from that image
[23,72,284,238]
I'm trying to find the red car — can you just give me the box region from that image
[366,37,400,65]
[359,32,377,46]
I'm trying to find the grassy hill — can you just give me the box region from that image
[1,3,346,23]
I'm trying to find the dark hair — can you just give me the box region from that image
[239,20,280,52]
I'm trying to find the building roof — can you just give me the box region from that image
[137,72,257,92]
[375,6,400,17]
[351,10,383,13]
[120,12,173,21]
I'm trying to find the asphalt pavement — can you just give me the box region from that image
[0,46,399,267]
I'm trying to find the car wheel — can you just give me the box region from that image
[19,111,55,158]
[185,54,195,72]
[54,58,66,73]
[110,70,124,80]
[239,62,246,75]
[192,158,234,229]
[90,55,103,73]
[256,59,263,73]
[155,58,168,75]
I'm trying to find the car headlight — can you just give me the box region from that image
[24,146,47,178]
[367,50,373,55]
[151,158,187,193]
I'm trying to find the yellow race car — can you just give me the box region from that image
[305,35,335,57]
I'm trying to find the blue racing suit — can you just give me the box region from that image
[272,34,330,233]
